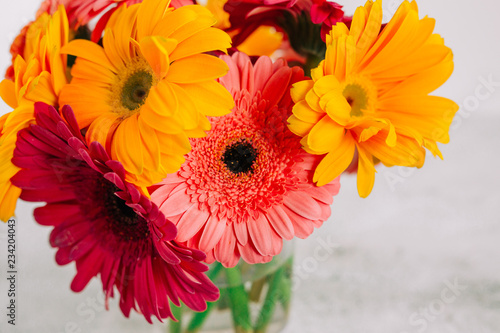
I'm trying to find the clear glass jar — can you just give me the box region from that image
[168,240,294,333]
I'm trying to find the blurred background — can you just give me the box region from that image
[1,0,499,332]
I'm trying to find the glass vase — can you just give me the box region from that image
[168,241,294,333]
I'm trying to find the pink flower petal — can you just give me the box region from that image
[214,226,238,267]
[159,187,193,216]
[238,241,273,264]
[302,186,334,205]
[176,205,211,242]
[262,66,293,108]
[283,190,322,220]
[247,214,274,256]
[268,229,283,256]
[253,55,274,92]
[266,205,294,240]
[199,216,227,252]
[282,206,315,239]
[233,220,248,246]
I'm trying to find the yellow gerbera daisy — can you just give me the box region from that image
[59,0,234,188]
[0,6,68,222]
[288,0,458,197]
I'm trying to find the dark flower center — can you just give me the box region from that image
[102,182,150,242]
[222,140,258,174]
[121,70,153,111]
[76,170,151,243]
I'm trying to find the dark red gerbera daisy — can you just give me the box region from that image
[11,102,218,323]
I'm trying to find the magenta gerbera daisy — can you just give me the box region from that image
[151,53,341,268]
[11,102,218,323]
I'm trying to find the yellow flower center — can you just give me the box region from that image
[341,75,377,118]
[110,57,157,118]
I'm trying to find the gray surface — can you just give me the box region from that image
[1,0,500,332]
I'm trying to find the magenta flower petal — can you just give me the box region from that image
[11,103,219,323]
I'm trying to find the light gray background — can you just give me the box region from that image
[1,0,499,332]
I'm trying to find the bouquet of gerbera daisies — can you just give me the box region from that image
[0,0,457,331]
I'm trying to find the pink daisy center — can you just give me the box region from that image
[182,91,304,224]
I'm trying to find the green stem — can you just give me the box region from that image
[185,262,225,333]
[277,257,294,313]
[253,266,286,333]
[226,266,252,333]
[169,304,183,333]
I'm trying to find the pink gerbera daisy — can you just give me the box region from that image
[151,53,341,268]
[11,102,218,323]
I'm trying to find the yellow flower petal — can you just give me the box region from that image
[290,79,314,103]
[86,113,121,147]
[103,28,127,69]
[138,116,162,171]
[179,81,234,117]
[0,182,21,222]
[307,116,348,155]
[0,80,17,109]
[170,27,231,61]
[140,82,182,132]
[164,7,217,43]
[363,132,425,167]
[378,95,458,143]
[69,58,116,83]
[313,133,356,186]
[356,147,376,198]
[287,114,316,137]
[169,83,209,134]
[139,36,176,78]
[137,0,171,40]
[152,5,198,37]
[324,91,351,125]
[313,75,341,97]
[111,114,144,175]
[352,0,382,64]
[381,51,453,98]
[305,89,323,113]
[237,26,282,57]
[62,39,115,71]
[167,54,229,84]
[293,100,323,123]
[113,4,140,56]
[156,131,191,161]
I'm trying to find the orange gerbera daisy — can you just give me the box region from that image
[288,0,458,197]
[59,0,234,188]
[0,6,68,222]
